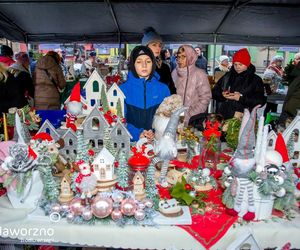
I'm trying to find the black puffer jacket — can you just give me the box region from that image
[212,64,266,119]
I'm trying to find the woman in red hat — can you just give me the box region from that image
[212,48,266,119]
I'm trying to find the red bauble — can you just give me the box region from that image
[88,149,95,156]
[184,184,192,191]
[296,182,300,190]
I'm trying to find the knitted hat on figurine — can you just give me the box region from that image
[232,48,251,67]
[141,27,162,46]
[70,82,81,102]
[130,46,156,79]
[32,132,54,144]
[275,133,289,163]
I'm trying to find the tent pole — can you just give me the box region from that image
[266,46,270,67]
[212,33,217,77]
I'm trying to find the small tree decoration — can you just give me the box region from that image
[101,84,109,112]
[103,127,116,156]
[286,131,295,160]
[116,98,123,119]
[145,160,157,200]
[117,150,129,189]
[76,130,89,163]
[179,127,200,162]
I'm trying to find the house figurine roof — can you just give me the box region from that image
[62,128,77,140]
[93,147,115,165]
[133,171,144,183]
[110,120,132,139]
[81,104,110,128]
[61,174,72,184]
[283,110,300,142]
[83,69,106,90]
[37,119,60,141]
[267,130,278,149]
[107,83,125,99]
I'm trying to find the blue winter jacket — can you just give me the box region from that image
[120,71,170,141]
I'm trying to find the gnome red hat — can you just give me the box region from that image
[32,132,54,144]
[233,48,251,67]
[275,133,289,163]
[70,82,81,102]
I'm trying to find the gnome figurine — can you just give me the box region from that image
[155,106,188,186]
[226,105,260,221]
[66,82,83,132]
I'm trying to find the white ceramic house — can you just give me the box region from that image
[92,147,115,181]
[267,130,278,150]
[110,120,132,154]
[83,70,106,113]
[283,110,300,168]
[38,119,60,142]
[64,94,89,115]
[106,83,125,116]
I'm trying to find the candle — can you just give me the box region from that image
[255,115,264,164]
[259,124,269,168]
[2,113,8,141]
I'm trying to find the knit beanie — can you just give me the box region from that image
[232,48,251,67]
[219,55,229,63]
[130,45,156,79]
[141,27,163,46]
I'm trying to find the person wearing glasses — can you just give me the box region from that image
[172,45,211,128]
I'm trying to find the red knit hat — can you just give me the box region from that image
[275,133,289,163]
[32,132,54,144]
[232,48,251,67]
[70,82,81,102]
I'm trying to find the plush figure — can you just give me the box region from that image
[226,105,260,221]
[75,160,97,199]
[66,82,83,132]
[155,106,188,186]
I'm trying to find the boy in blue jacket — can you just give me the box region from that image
[120,46,170,141]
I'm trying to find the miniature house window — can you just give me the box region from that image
[100,169,105,179]
[117,129,122,135]
[94,165,99,171]
[89,139,95,147]
[91,99,96,107]
[73,150,77,154]
[69,139,73,146]
[121,143,125,148]
[114,143,117,148]
[100,159,104,163]
[98,139,103,146]
[110,102,114,107]
[113,90,117,96]
[293,129,299,142]
[92,117,100,130]
[293,151,299,159]
[106,164,110,171]
[268,139,273,147]
[66,149,69,155]
[46,128,50,134]
[93,80,99,92]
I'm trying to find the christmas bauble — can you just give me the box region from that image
[69,198,84,216]
[134,209,146,221]
[224,181,230,187]
[255,178,263,185]
[274,175,284,185]
[82,207,93,221]
[224,167,231,175]
[61,204,69,212]
[275,188,286,197]
[111,209,123,221]
[91,196,113,218]
[138,202,146,210]
[51,203,61,213]
[143,199,154,208]
[202,168,211,177]
[189,191,196,197]
[112,192,124,203]
[66,212,75,223]
[121,198,136,216]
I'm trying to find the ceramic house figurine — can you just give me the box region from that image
[81,104,109,151]
[60,128,78,161]
[92,147,117,192]
[110,120,132,155]
[58,174,74,203]
[38,119,61,142]
[106,83,125,116]
[133,171,146,200]
[267,130,277,150]
[283,110,300,168]
[83,70,106,113]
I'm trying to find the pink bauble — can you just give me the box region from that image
[138,203,146,210]
[134,209,145,221]
[111,209,123,221]
[143,199,154,208]
[120,198,136,216]
[69,198,84,216]
[112,192,124,203]
[66,212,75,223]
[61,204,70,212]
[91,196,113,218]
[51,203,61,213]
[82,207,93,221]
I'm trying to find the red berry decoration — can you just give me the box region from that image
[122,118,126,123]
[99,107,104,111]
[107,111,111,115]
[88,149,95,156]
[114,161,119,168]
[185,184,192,191]
[297,182,300,190]
[25,120,30,125]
